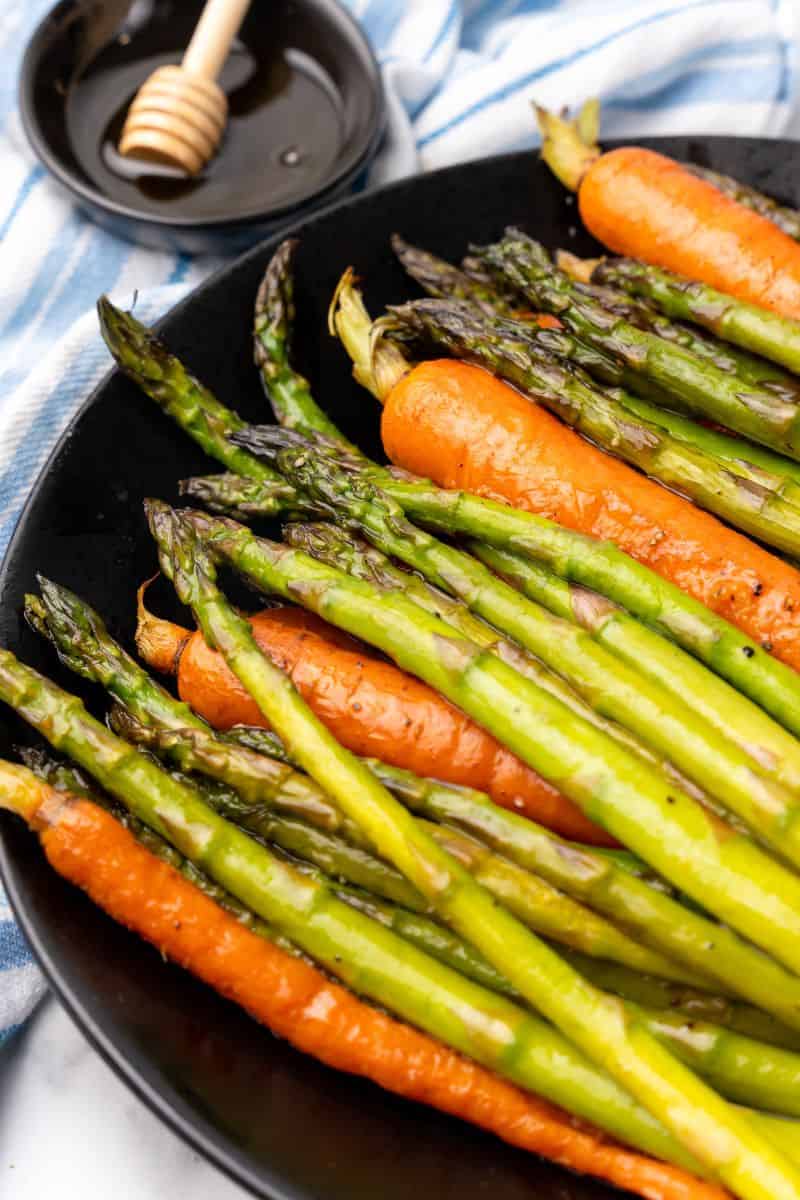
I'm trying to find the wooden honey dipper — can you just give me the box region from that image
[118,0,252,176]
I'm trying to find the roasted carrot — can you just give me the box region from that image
[136,597,612,844]
[2,769,727,1200]
[380,359,800,672]
[537,104,800,320]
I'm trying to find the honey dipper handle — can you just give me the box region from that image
[181,0,252,81]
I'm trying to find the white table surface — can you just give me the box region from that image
[0,995,248,1199]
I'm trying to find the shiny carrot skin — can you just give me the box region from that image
[380,360,800,672]
[2,772,727,1200]
[579,148,800,320]
[137,602,611,844]
[536,106,800,320]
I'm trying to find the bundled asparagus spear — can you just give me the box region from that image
[113,708,683,976]
[233,425,800,872]
[146,501,800,1197]
[282,521,729,811]
[395,234,800,488]
[34,739,800,1120]
[17,745,800,1132]
[398,233,800,397]
[384,295,800,558]
[182,498,800,985]
[99,294,800,741]
[30,576,699,979]
[6,645,723,1168]
[481,230,800,457]
[253,239,358,448]
[191,477,800,825]
[592,255,800,376]
[119,682,800,1026]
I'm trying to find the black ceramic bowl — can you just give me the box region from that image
[2,138,799,1198]
[20,0,385,254]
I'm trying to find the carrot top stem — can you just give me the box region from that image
[534,102,600,192]
[328,268,409,402]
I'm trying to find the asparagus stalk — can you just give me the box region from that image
[99,284,800,738]
[557,250,800,397]
[96,295,294,494]
[182,461,800,746]
[18,746,800,1123]
[470,541,800,799]
[682,163,800,241]
[114,704,688,979]
[223,724,686,894]
[340,878,800,1116]
[234,427,800,872]
[386,296,800,557]
[187,504,800,986]
[561,954,800,1053]
[482,231,800,457]
[389,241,800,488]
[5,648,713,1166]
[150,502,800,1198]
[135,707,800,1026]
[401,233,799,400]
[29,576,697,981]
[392,234,522,317]
[593,256,800,377]
[253,239,359,447]
[610,390,800,497]
[283,520,718,808]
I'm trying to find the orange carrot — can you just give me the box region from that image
[380,359,800,671]
[136,598,614,845]
[9,772,726,1200]
[538,105,800,319]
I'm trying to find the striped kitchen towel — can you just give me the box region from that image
[1,0,798,1043]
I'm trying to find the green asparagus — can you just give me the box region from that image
[254,239,357,446]
[466,542,800,803]
[136,706,800,1025]
[401,233,800,398]
[114,703,689,978]
[186,503,800,985]
[283,520,720,808]
[4,646,712,1167]
[386,295,800,557]
[30,576,703,981]
[149,501,800,1198]
[593,256,800,376]
[556,249,800,397]
[98,290,800,740]
[19,745,800,1121]
[96,295,294,493]
[235,426,800,871]
[482,231,800,456]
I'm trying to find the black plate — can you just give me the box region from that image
[1,140,798,1199]
[20,0,384,254]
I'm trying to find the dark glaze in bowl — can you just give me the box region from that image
[20,0,384,253]
[2,139,799,1198]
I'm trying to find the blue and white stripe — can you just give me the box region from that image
[1,0,798,1044]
